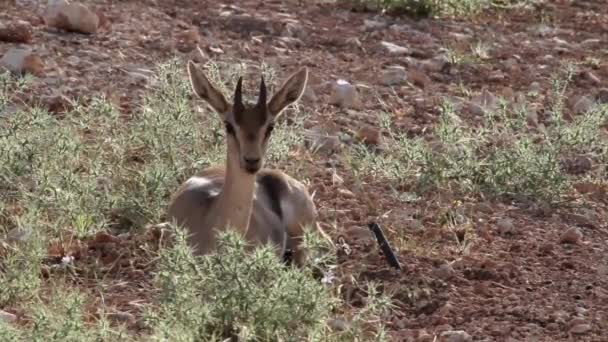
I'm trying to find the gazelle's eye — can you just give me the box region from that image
[264,123,274,138]
[224,121,235,136]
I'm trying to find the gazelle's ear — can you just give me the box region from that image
[268,67,308,118]
[187,60,230,117]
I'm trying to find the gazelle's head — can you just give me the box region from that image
[187,61,308,174]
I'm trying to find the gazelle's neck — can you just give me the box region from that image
[213,148,256,235]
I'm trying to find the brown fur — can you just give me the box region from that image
[166,55,332,265]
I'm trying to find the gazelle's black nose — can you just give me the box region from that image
[243,157,261,173]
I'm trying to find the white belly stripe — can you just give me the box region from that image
[184,176,213,190]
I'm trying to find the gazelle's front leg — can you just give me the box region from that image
[286,209,333,267]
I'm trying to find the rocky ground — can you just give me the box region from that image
[2,0,608,341]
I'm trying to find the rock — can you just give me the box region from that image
[328,79,362,109]
[44,0,100,34]
[529,81,541,93]
[0,48,44,76]
[581,71,601,86]
[572,95,595,115]
[597,88,608,104]
[0,20,33,43]
[472,89,498,111]
[355,126,381,146]
[421,55,450,73]
[303,127,341,154]
[363,19,388,31]
[496,218,515,236]
[407,70,431,89]
[432,263,455,280]
[381,66,407,86]
[489,70,505,82]
[328,317,350,331]
[107,311,136,325]
[440,330,472,342]
[6,227,31,243]
[0,310,16,322]
[569,323,592,335]
[560,227,583,244]
[174,29,201,53]
[381,41,410,55]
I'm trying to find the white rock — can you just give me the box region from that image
[381,66,407,86]
[328,79,361,109]
[569,323,592,335]
[560,227,583,244]
[440,330,472,342]
[573,95,594,114]
[0,48,44,75]
[0,310,16,322]
[44,0,100,34]
[363,19,388,31]
[381,41,410,55]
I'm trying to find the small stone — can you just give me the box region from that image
[363,19,388,31]
[440,330,472,342]
[328,317,350,331]
[539,243,554,254]
[489,70,505,82]
[6,227,31,243]
[355,125,381,146]
[582,71,601,86]
[529,81,541,93]
[560,227,583,244]
[328,79,362,109]
[44,0,100,34]
[407,70,431,89]
[381,41,410,55]
[0,20,33,43]
[496,218,515,236]
[572,95,595,115]
[107,311,136,325]
[174,29,201,53]
[426,54,450,72]
[0,310,17,322]
[0,48,44,76]
[381,66,407,86]
[569,323,592,335]
[304,127,341,154]
[432,263,455,280]
[597,88,608,104]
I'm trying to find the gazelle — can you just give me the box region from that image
[167,58,332,266]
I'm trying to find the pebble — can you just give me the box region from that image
[44,0,100,34]
[381,41,410,55]
[0,48,44,76]
[328,79,362,109]
[597,88,608,104]
[381,65,407,86]
[0,310,17,322]
[569,323,592,335]
[0,20,33,43]
[432,263,456,280]
[496,218,515,236]
[440,330,472,342]
[560,227,583,244]
[572,95,595,115]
